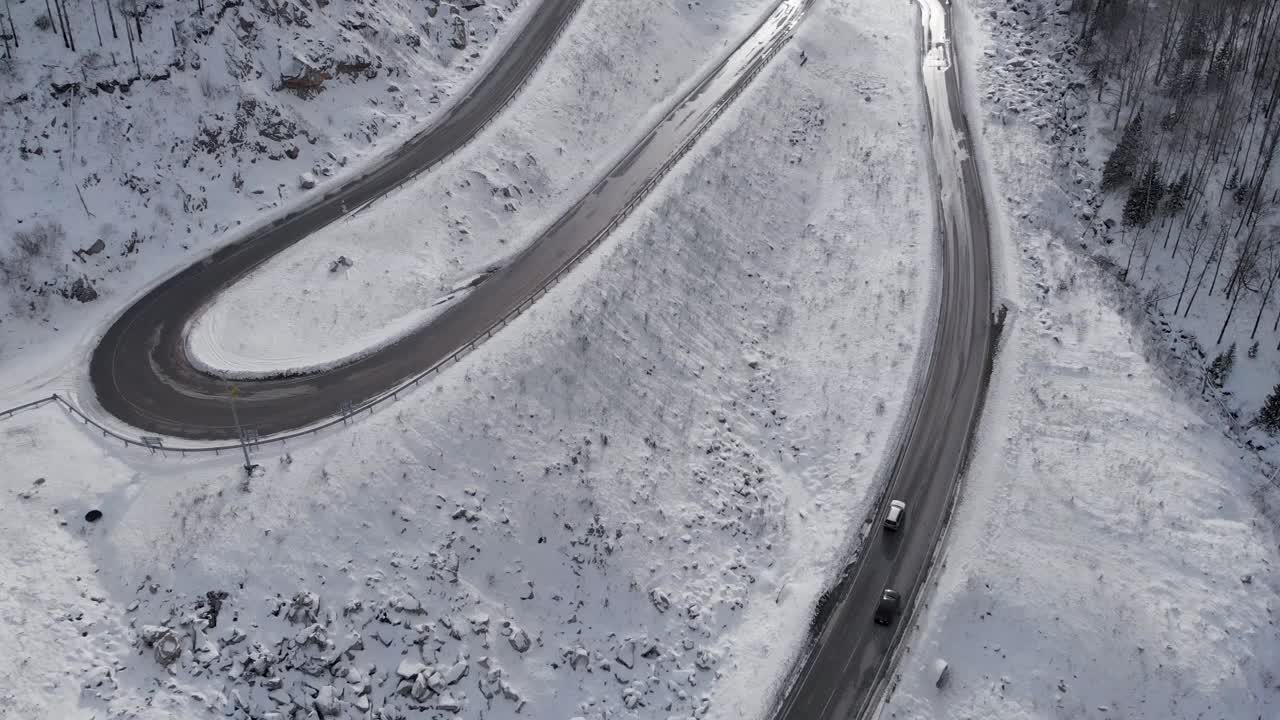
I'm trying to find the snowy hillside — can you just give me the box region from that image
[0,0,936,718]
[879,2,1280,718]
[184,0,783,380]
[0,0,531,371]
[979,0,1280,451]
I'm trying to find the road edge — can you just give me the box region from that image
[760,0,949,713]
[863,0,1015,713]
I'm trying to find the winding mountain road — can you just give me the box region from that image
[773,0,995,717]
[89,0,993,712]
[90,0,813,439]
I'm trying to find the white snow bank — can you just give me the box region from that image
[878,3,1280,718]
[0,0,933,716]
[887,254,1280,719]
[183,0,782,379]
[184,278,471,380]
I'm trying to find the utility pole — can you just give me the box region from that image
[228,384,253,473]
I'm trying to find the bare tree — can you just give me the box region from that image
[105,0,117,39]
[55,0,74,52]
[1174,214,1211,315]
[1184,222,1230,319]
[1217,225,1262,344]
[1249,233,1280,338]
[3,0,18,50]
[90,0,103,47]
[122,0,138,77]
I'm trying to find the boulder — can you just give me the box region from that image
[397,659,428,679]
[410,673,431,701]
[440,658,468,685]
[285,591,321,623]
[314,685,341,717]
[435,693,462,712]
[66,276,98,303]
[75,238,106,260]
[282,58,330,91]
[153,630,183,666]
[508,627,530,653]
[615,639,635,669]
[449,16,468,49]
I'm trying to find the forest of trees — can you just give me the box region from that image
[1075,0,1280,425]
[0,0,156,71]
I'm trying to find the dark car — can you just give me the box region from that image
[874,588,901,625]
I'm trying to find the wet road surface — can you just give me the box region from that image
[90,0,813,439]
[772,0,996,717]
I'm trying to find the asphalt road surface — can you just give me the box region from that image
[90,0,812,439]
[772,0,995,718]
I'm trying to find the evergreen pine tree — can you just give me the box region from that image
[1225,168,1240,189]
[1233,181,1250,206]
[1249,340,1259,359]
[1164,170,1189,215]
[1169,66,1200,96]
[1209,44,1233,83]
[1102,112,1145,190]
[1207,342,1237,388]
[1177,12,1208,61]
[1256,384,1280,433]
[1123,161,1165,227]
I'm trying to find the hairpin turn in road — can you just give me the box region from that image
[89,0,814,440]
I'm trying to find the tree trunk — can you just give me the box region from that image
[57,0,74,52]
[1175,229,1207,315]
[1208,224,1230,296]
[4,0,18,48]
[1250,264,1278,339]
[1140,222,1160,280]
[125,9,138,77]
[1188,228,1228,317]
[1123,227,1141,280]
[1153,0,1186,87]
[48,0,65,48]
[90,0,103,47]
[1218,280,1244,345]
[1223,225,1260,299]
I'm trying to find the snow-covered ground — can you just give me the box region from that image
[880,2,1280,717]
[0,0,935,717]
[969,0,1280,450]
[183,0,783,380]
[0,0,534,395]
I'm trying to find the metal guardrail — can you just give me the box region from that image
[0,395,59,420]
[0,0,799,458]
